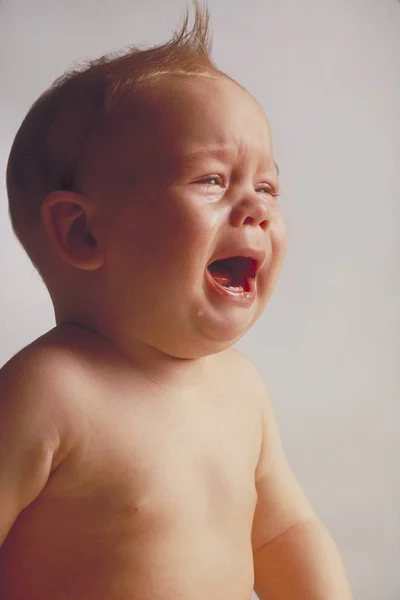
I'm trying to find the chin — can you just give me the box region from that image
[182,311,261,359]
[153,322,245,360]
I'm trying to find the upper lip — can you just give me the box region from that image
[207,246,267,276]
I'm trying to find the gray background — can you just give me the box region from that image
[0,1,399,598]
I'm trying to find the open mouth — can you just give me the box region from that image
[207,256,257,293]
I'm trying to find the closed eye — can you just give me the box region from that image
[195,176,280,198]
[256,184,280,198]
[197,174,224,187]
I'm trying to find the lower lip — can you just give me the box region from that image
[205,269,257,307]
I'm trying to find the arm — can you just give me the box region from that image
[253,519,354,600]
[238,353,354,599]
[0,351,61,546]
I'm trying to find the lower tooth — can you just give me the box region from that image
[227,285,244,291]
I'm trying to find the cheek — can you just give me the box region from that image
[104,188,218,279]
[156,192,217,258]
[271,217,288,259]
[101,204,149,275]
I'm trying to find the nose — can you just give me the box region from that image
[229,188,271,231]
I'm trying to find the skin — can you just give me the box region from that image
[0,75,353,599]
[42,74,287,375]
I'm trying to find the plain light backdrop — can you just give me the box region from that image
[0,1,399,598]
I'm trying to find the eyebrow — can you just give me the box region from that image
[181,146,280,176]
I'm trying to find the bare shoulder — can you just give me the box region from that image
[218,347,273,429]
[0,327,98,467]
[220,347,272,407]
[1,347,61,450]
[221,348,283,470]
[0,332,88,543]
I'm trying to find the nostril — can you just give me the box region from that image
[242,217,268,230]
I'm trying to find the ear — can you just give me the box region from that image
[41,191,104,271]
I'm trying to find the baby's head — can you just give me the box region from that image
[6,1,287,360]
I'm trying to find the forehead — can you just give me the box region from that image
[85,76,274,186]
[148,76,273,159]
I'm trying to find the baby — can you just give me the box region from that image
[0,2,354,599]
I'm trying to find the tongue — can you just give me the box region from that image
[208,264,233,287]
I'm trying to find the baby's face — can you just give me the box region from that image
[89,75,287,359]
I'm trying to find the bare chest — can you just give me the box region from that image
[50,377,260,529]
[1,369,261,600]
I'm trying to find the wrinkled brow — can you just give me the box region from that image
[179,146,279,175]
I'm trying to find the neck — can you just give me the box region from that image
[54,308,213,390]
